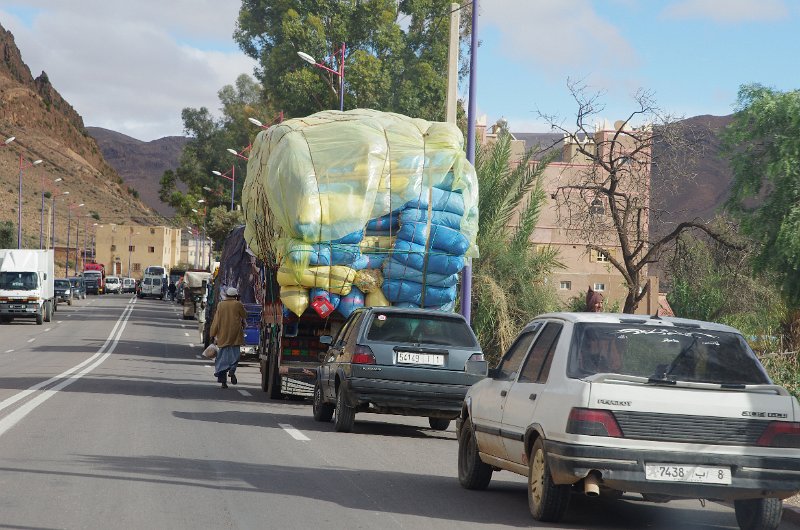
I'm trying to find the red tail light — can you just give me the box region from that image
[352,345,376,365]
[468,353,485,361]
[566,408,623,437]
[757,422,800,448]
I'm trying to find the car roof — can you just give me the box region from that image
[360,306,468,320]
[527,312,741,334]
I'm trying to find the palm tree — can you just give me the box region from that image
[471,132,562,363]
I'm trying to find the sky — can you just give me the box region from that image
[0,0,798,142]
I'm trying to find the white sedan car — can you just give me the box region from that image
[457,312,800,530]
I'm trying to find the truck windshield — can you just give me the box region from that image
[0,272,38,290]
[568,323,771,385]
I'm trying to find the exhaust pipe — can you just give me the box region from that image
[584,473,601,497]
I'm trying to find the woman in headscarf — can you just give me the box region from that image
[585,288,604,312]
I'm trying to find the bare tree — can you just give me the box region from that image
[541,81,739,313]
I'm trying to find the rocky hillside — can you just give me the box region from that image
[87,127,188,217]
[0,23,161,250]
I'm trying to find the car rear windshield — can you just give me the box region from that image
[366,312,478,347]
[567,323,771,385]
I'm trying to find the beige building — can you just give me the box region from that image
[479,118,660,315]
[94,225,182,279]
[180,230,213,270]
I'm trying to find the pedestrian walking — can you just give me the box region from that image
[209,286,246,388]
[168,281,177,301]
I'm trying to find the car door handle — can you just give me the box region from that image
[500,390,507,397]
[529,393,537,401]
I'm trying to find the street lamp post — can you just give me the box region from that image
[211,168,235,211]
[17,154,43,248]
[40,177,62,249]
[52,191,68,250]
[298,44,346,111]
[65,202,84,277]
[460,0,479,324]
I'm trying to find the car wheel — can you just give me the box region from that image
[333,386,355,433]
[36,305,44,325]
[528,438,570,522]
[428,417,451,430]
[312,382,334,422]
[458,417,493,490]
[734,498,782,530]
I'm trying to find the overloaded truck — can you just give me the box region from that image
[202,226,262,360]
[83,261,105,294]
[240,109,478,399]
[0,249,56,324]
[182,270,211,319]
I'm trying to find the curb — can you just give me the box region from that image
[784,504,800,526]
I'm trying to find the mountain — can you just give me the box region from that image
[87,127,188,217]
[0,23,160,250]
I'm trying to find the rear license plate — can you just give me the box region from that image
[645,464,731,484]
[10,304,24,310]
[397,352,444,366]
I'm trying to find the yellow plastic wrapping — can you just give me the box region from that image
[242,109,479,258]
[280,285,309,317]
[276,265,355,296]
[366,289,390,307]
[360,235,396,252]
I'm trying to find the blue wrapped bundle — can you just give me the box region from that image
[382,279,457,307]
[366,212,401,232]
[363,252,390,269]
[338,286,365,318]
[287,243,361,267]
[399,209,463,230]
[310,287,340,309]
[390,240,464,276]
[404,188,465,216]
[332,230,365,244]
[383,259,459,287]
[351,254,370,270]
[396,222,470,256]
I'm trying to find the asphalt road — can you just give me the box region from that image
[0,295,797,530]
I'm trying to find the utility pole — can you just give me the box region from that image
[445,2,461,124]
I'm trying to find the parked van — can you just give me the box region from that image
[122,277,136,293]
[105,276,121,294]
[138,275,164,299]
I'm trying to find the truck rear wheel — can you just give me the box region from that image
[44,301,52,322]
[267,350,282,399]
[36,305,44,325]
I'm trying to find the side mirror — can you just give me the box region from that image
[465,359,488,377]
[319,335,333,345]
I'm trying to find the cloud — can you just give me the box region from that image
[1,1,257,141]
[661,0,789,23]
[481,0,640,80]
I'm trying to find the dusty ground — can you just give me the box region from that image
[786,493,800,508]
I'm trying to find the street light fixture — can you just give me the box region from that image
[17,156,43,248]
[65,202,84,277]
[212,168,236,211]
[40,176,62,249]
[248,112,284,129]
[297,43,346,111]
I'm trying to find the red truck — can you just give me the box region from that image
[82,262,106,295]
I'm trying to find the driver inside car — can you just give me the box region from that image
[579,328,625,374]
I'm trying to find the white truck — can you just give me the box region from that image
[0,249,56,325]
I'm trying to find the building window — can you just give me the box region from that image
[594,283,605,291]
[129,245,135,252]
[133,263,141,272]
[589,198,604,215]
[110,244,116,251]
[596,251,609,262]
[148,246,155,253]
[559,281,571,290]
[150,228,156,235]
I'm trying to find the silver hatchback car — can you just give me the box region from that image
[313,307,486,433]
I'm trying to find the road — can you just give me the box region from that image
[0,295,797,529]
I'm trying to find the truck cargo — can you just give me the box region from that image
[182,270,211,320]
[0,249,56,325]
[241,109,479,398]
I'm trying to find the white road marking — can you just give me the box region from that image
[189,343,195,348]
[238,390,251,397]
[180,325,185,328]
[27,338,35,343]
[44,328,51,332]
[0,303,135,438]
[67,314,73,317]
[56,321,62,324]
[4,350,13,353]
[184,332,189,337]
[279,424,310,441]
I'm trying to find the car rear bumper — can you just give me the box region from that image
[545,439,800,500]
[345,377,471,418]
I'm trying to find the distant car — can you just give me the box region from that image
[457,312,800,529]
[312,307,485,433]
[105,276,121,294]
[121,277,136,293]
[67,277,86,300]
[53,278,74,306]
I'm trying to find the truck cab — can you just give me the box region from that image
[0,249,56,325]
